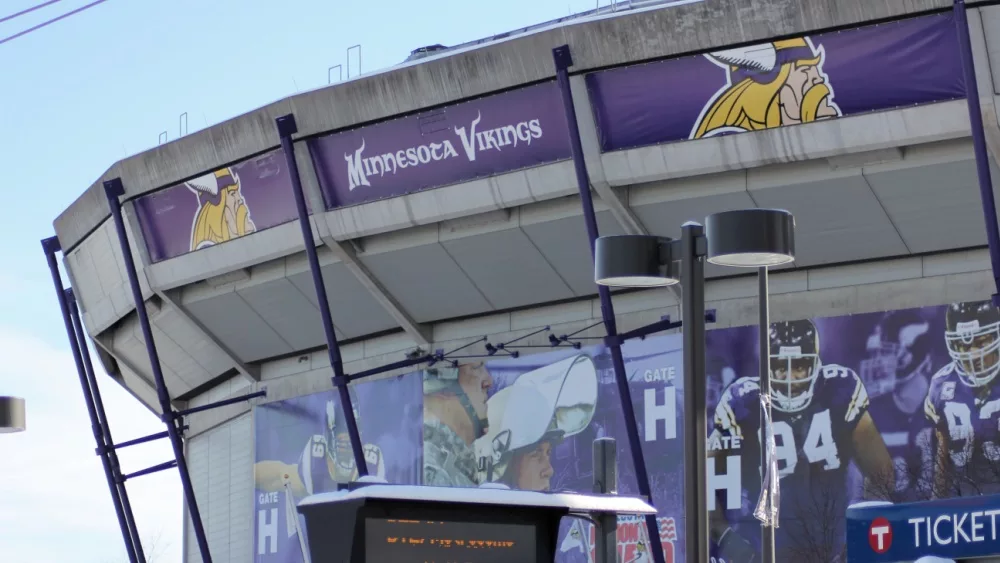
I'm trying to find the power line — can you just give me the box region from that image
[0,0,67,25]
[0,0,109,46]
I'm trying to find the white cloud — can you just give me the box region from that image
[0,327,182,563]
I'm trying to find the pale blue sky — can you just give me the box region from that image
[0,0,601,561]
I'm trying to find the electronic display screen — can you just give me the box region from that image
[364,517,537,563]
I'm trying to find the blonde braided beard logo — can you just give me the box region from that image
[691,37,842,140]
[187,168,257,251]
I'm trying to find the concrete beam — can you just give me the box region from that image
[568,74,684,307]
[92,332,186,416]
[568,75,647,236]
[156,288,262,383]
[120,200,262,383]
[294,143,432,347]
[55,0,966,254]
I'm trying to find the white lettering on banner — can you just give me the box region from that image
[707,435,742,451]
[758,409,842,477]
[708,455,742,511]
[258,491,279,505]
[906,510,1000,549]
[344,111,545,191]
[644,366,676,383]
[257,508,279,554]
[644,387,676,441]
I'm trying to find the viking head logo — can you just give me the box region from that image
[692,37,842,139]
[186,167,256,251]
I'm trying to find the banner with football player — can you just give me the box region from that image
[251,299,1000,563]
[707,302,1000,563]
[252,373,423,562]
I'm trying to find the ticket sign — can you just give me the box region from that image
[846,495,1000,562]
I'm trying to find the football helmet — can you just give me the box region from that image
[944,300,1000,387]
[326,388,363,475]
[860,310,934,400]
[768,319,821,412]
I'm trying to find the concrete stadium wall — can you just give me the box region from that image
[183,412,252,563]
[177,247,993,561]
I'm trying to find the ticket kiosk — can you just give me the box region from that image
[297,482,657,563]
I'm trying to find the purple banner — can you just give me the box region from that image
[587,12,965,152]
[253,298,1000,562]
[424,341,686,563]
[252,374,422,563]
[309,81,573,209]
[133,150,311,263]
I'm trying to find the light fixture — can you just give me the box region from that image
[705,209,795,267]
[594,235,679,287]
[0,396,25,433]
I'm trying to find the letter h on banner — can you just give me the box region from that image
[551,44,668,563]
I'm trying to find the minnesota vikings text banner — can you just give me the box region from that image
[586,12,965,152]
[133,150,309,263]
[308,81,573,209]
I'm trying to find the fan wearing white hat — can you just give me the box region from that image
[914,556,956,563]
[475,354,599,491]
[185,167,256,251]
[423,362,494,488]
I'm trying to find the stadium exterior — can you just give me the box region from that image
[47,0,1000,561]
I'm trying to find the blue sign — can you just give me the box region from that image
[846,495,1000,562]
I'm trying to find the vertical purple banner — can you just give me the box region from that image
[134,149,311,263]
[309,81,573,209]
[252,374,422,563]
[587,12,965,151]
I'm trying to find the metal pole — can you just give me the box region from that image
[102,179,214,563]
[551,44,665,563]
[275,113,368,476]
[955,0,1000,307]
[68,287,146,562]
[593,437,618,563]
[759,266,775,563]
[41,237,140,563]
[682,222,709,563]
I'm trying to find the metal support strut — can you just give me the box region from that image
[43,237,143,563]
[955,0,1000,308]
[276,113,369,477]
[102,178,215,563]
[46,199,266,563]
[552,44,667,563]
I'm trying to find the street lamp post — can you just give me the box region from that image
[706,208,796,563]
[0,396,26,433]
[595,224,708,563]
[593,208,795,563]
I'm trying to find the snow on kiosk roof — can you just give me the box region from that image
[296,483,657,562]
[298,482,658,514]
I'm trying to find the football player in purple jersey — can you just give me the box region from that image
[860,309,936,501]
[252,390,384,563]
[924,300,1000,498]
[709,319,893,562]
